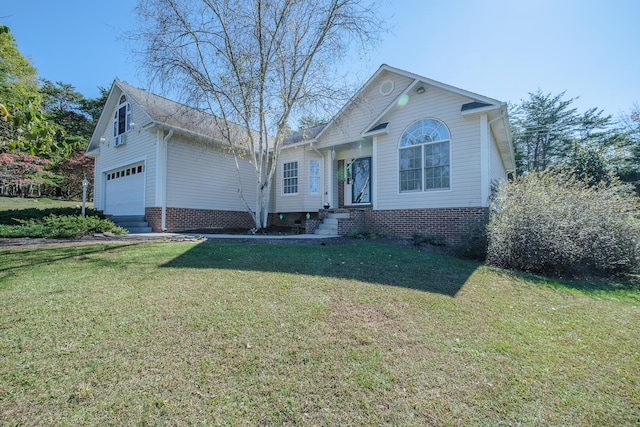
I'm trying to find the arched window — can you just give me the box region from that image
[399,119,450,192]
[113,95,132,138]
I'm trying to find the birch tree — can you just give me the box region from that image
[134,0,383,229]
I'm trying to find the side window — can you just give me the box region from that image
[283,161,298,194]
[309,159,320,193]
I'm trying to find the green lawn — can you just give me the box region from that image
[1,241,638,425]
[0,196,93,211]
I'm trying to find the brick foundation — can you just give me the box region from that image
[145,205,489,246]
[361,207,489,246]
[145,207,256,232]
[320,206,489,246]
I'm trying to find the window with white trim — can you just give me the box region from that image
[399,119,450,192]
[309,159,320,193]
[283,161,298,194]
[113,94,132,138]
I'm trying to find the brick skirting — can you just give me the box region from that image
[316,206,488,246]
[145,206,488,245]
[146,207,255,232]
[360,207,489,246]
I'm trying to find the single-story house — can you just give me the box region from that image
[86,64,515,244]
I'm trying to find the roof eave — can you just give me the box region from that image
[461,104,502,117]
[150,122,229,148]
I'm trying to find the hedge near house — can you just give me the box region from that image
[487,172,640,278]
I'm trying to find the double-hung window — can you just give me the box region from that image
[283,161,298,194]
[399,119,450,192]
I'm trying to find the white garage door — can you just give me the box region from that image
[104,163,145,216]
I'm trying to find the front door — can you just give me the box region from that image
[351,157,371,204]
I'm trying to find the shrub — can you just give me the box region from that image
[0,214,126,238]
[347,229,388,239]
[487,172,640,277]
[411,233,445,247]
[0,207,105,225]
[455,223,488,261]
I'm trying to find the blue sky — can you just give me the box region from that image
[4,0,639,118]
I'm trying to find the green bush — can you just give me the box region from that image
[411,233,445,247]
[455,223,488,261]
[0,214,126,238]
[0,207,105,225]
[486,172,640,277]
[347,229,388,239]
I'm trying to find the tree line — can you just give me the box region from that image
[0,25,107,199]
[511,90,639,190]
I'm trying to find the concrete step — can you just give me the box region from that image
[321,218,338,226]
[114,220,150,228]
[109,215,152,234]
[110,215,145,222]
[314,227,339,235]
[327,212,350,219]
[125,226,153,234]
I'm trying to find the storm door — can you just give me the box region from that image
[351,157,371,204]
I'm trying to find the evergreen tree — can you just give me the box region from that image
[510,90,578,174]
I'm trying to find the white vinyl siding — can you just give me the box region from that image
[273,146,323,212]
[166,138,256,212]
[316,70,413,150]
[373,86,483,210]
[92,93,156,212]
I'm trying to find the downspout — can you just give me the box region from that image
[309,141,325,208]
[161,129,173,231]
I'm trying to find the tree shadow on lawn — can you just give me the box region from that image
[0,243,142,280]
[161,240,480,297]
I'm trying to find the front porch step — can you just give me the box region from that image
[109,215,152,234]
[313,212,350,236]
[326,212,350,219]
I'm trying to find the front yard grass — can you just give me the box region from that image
[0,196,93,211]
[1,241,638,425]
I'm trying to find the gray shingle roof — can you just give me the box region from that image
[117,80,250,144]
[282,124,326,145]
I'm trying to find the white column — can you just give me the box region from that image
[371,136,378,209]
[326,149,334,208]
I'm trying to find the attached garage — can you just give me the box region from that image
[104,162,145,216]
